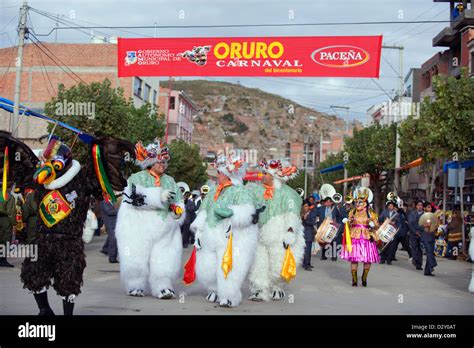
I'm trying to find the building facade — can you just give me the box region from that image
[0,42,160,148]
[158,87,197,144]
[419,0,474,99]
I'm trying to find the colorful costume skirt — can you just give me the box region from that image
[341,235,380,263]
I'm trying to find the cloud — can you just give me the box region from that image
[0,0,449,122]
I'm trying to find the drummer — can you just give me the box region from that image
[315,195,342,261]
[378,199,401,265]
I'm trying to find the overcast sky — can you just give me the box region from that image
[0,0,450,123]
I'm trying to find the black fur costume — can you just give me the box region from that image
[0,131,133,315]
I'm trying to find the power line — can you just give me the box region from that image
[383,3,439,40]
[0,14,17,33]
[29,7,101,40]
[29,33,85,84]
[382,56,400,78]
[270,77,383,92]
[27,19,452,37]
[30,6,153,39]
[35,42,56,96]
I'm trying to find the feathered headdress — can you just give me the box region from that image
[259,158,299,182]
[353,186,373,204]
[135,138,170,169]
[211,154,248,185]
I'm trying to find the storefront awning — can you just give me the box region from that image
[398,157,423,170]
[333,174,368,184]
[320,163,344,174]
[443,159,474,173]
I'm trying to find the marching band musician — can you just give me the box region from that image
[302,199,318,270]
[378,198,401,265]
[341,187,380,287]
[408,200,425,271]
[420,202,438,276]
[315,188,342,261]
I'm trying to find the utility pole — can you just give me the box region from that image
[382,44,404,195]
[12,1,28,137]
[330,105,350,197]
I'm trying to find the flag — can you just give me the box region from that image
[183,246,197,285]
[221,231,233,279]
[281,246,297,283]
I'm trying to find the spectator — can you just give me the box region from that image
[302,201,318,271]
[182,191,197,248]
[446,208,463,260]
[100,195,121,263]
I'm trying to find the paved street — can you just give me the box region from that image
[0,236,473,315]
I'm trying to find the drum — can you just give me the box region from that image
[315,217,339,244]
[376,219,398,243]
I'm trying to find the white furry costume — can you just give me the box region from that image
[248,159,304,301]
[116,140,185,299]
[190,155,257,307]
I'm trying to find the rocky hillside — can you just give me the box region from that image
[163,79,360,155]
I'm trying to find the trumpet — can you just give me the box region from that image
[201,185,210,195]
[332,193,342,204]
[344,193,353,204]
[387,192,397,201]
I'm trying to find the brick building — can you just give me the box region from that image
[418,0,474,99]
[158,87,197,144]
[0,42,160,147]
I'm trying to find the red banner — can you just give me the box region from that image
[117,36,383,78]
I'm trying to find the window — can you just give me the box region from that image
[153,90,158,105]
[285,143,291,158]
[169,96,176,110]
[471,51,474,75]
[133,77,142,98]
[144,84,151,102]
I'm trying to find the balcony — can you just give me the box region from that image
[433,26,457,47]
[433,9,474,47]
[452,9,474,31]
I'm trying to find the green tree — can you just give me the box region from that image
[287,170,313,198]
[44,79,164,163]
[166,140,208,190]
[399,69,474,200]
[344,123,396,211]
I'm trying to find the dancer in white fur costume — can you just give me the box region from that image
[248,159,305,302]
[190,155,258,307]
[116,139,185,299]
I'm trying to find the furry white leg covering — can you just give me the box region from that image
[116,209,153,294]
[216,226,257,307]
[149,227,182,297]
[248,244,272,301]
[195,246,218,294]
